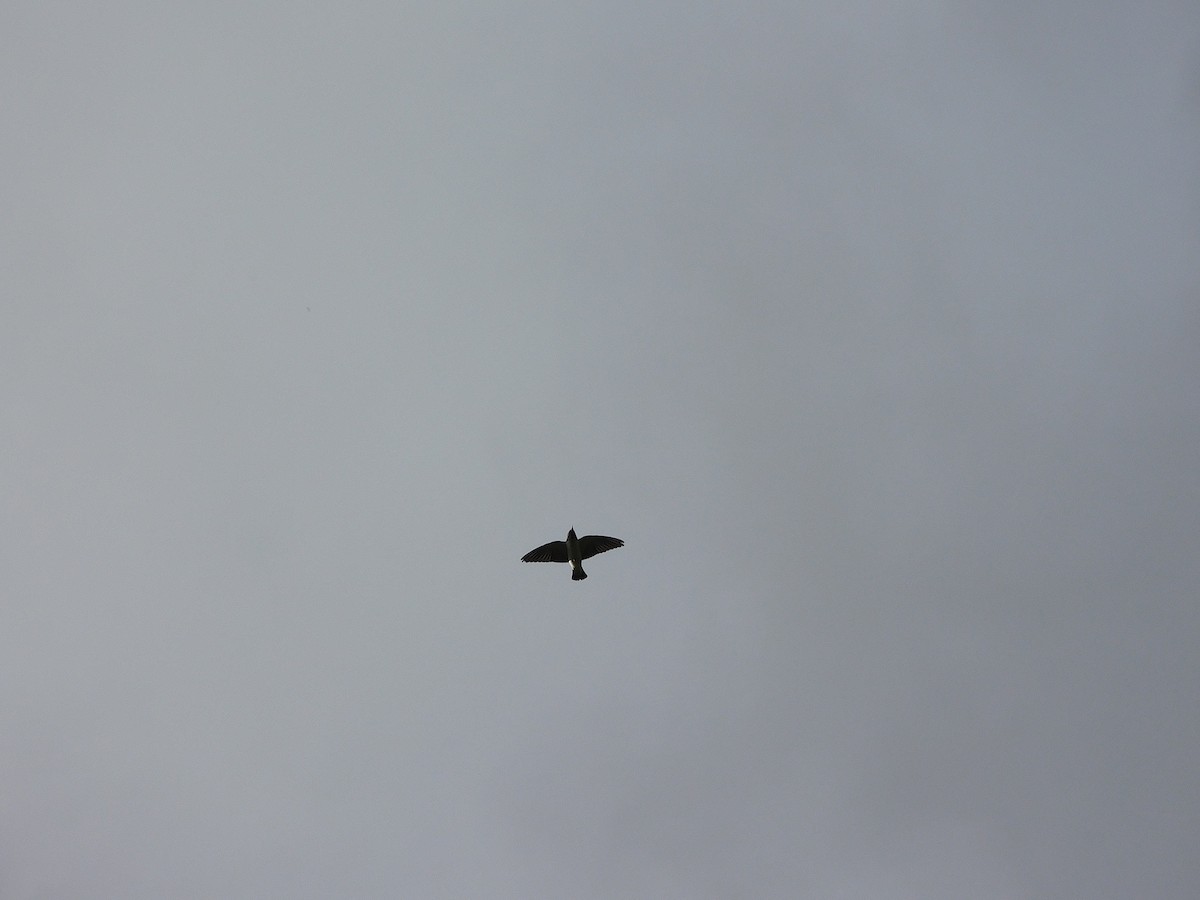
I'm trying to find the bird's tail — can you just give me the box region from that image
[572,567,587,581]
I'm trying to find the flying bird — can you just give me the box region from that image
[521,528,624,581]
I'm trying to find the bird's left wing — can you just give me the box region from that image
[521,540,569,563]
[577,535,624,559]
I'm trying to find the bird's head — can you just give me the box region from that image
[568,527,577,539]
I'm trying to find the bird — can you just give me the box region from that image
[521,527,624,581]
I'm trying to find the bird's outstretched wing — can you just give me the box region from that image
[521,540,569,563]
[578,535,624,559]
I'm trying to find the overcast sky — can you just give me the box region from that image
[4,3,1199,897]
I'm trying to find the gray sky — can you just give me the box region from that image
[4,2,1199,897]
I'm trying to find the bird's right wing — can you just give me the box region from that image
[577,535,624,559]
[521,540,569,563]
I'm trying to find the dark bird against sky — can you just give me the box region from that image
[521,528,624,581]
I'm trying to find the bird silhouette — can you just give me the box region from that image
[521,527,624,581]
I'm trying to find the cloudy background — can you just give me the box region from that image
[4,2,1199,897]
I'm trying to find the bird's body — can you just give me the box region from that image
[565,528,583,579]
[521,527,624,581]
